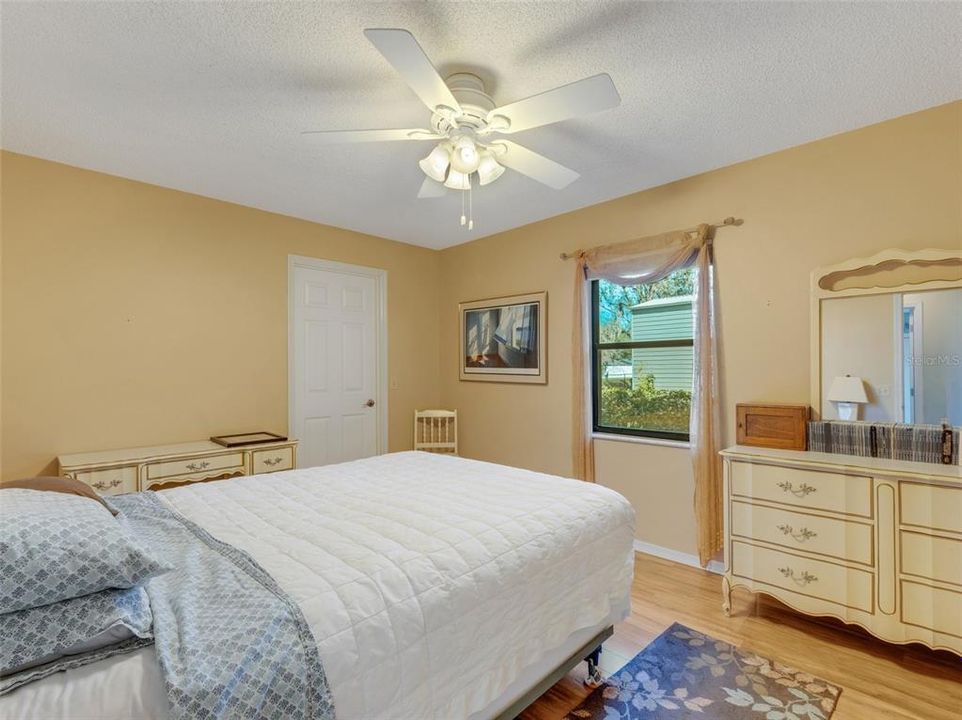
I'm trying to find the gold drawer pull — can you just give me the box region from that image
[777,480,816,498]
[778,567,818,586]
[777,524,817,543]
[185,461,211,471]
[263,457,284,467]
[92,478,123,491]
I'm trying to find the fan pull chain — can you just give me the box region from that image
[455,175,474,231]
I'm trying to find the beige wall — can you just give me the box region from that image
[438,101,961,557]
[2,102,960,557]
[0,152,440,480]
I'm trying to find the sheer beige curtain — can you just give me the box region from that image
[572,224,723,566]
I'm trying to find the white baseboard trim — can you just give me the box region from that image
[633,539,724,575]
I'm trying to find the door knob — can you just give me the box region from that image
[364,399,376,407]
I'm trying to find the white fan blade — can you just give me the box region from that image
[486,73,620,134]
[302,128,441,145]
[417,177,447,199]
[494,141,579,189]
[364,29,462,115]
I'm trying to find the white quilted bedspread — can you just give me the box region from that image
[0,452,635,720]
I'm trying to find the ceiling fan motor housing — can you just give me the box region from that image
[432,73,497,134]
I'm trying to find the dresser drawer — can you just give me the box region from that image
[730,500,873,566]
[901,580,962,639]
[251,446,294,474]
[731,541,874,613]
[900,531,962,587]
[73,466,138,496]
[729,462,872,518]
[145,452,245,481]
[900,482,962,535]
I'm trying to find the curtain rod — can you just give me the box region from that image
[558,216,743,260]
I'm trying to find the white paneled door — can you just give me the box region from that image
[289,257,386,468]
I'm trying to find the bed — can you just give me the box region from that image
[0,451,635,719]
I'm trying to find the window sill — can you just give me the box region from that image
[592,432,691,450]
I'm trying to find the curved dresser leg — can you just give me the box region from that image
[722,575,732,617]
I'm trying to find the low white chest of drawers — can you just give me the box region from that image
[58,439,298,495]
[721,445,962,656]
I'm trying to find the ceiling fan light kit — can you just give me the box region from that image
[449,134,481,173]
[418,143,451,182]
[476,150,505,186]
[303,28,621,230]
[444,169,471,191]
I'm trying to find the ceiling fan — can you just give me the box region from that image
[302,29,621,229]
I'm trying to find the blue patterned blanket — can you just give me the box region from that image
[112,492,334,720]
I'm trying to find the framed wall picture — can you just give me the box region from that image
[459,291,547,384]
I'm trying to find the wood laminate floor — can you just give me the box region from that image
[522,552,961,720]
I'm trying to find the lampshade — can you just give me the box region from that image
[476,150,505,186]
[828,375,868,403]
[418,144,450,183]
[444,169,471,190]
[449,136,481,174]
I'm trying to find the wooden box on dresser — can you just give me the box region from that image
[58,439,298,495]
[721,445,962,656]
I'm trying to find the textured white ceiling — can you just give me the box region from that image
[2,2,960,249]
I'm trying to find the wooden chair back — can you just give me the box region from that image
[414,410,458,455]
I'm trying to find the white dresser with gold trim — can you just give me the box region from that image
[58,439,298,495]
[721,445,962,656]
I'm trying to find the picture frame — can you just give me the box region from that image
[459,291,547,384]
[210,431,287,447]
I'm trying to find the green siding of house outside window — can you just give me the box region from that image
[631,298,693,391]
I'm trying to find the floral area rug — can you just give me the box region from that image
[565,623,840,720]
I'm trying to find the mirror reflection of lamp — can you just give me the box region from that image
[828,375,869,421]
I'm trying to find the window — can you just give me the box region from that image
[592,268,695,440]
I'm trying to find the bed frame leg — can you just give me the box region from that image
[583,646,603,688]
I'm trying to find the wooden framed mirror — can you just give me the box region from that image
[810,248,962,423]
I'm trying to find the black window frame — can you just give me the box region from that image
[591,279,693,442]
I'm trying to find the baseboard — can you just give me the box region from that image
[633,539,724,575]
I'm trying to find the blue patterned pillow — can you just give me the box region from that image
[0,489,170,613]
[0,585,153,686]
